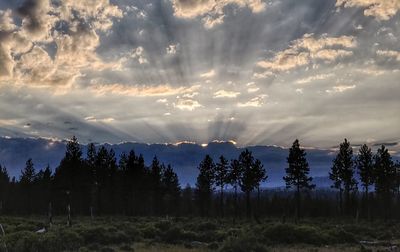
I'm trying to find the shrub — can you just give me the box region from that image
[220,234,268,252]
[262,224,327,245]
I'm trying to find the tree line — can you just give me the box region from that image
[0,136,399,221]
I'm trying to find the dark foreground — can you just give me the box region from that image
[0,216,399,252]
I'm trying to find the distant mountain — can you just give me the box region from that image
[0,137,338,187]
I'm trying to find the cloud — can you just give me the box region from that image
[376,50,400,61]
[237,94,267,107]
[313,49,353,61]
[296,73,335,85]
[90,84,199,97]
[0,0,122,88]
[256,34,356,74]
[85,116,115,123]
[336,0,400,21]
[256,35,354,77]
[166,44,179,55]
[129,47,148,64]
[213,89,241,98]
[326,84,356,93]
[171,0,266,28]
[200,69,216,78]
[0,9,16,31]
[156,98,168,103]
[173,99,203,111]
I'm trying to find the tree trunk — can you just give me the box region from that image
[296,185,300,221]
[220,185,224,218]
[257,186,261,218]
[234,185,238,223]
[339,188,343,216]
[365,186,370,221]
[246,191,251,219]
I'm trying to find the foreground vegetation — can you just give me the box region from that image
[0,216,399,251]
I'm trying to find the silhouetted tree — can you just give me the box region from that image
[238,149,263,218]
[215,155,229,217]
[182,184,194,216]
[0,165,10,214]
[356,144,374,219]
[329,139,357,215]
[150,156,163,215]
[20,158,36,214]
[284,139,315,219]
[254,159,267,218]
[195,155,215,216]
[374,145,396,219]
[162,164,180,215]
[54,136,90,215]
[229,159,242,220]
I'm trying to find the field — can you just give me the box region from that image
[0,216,399,252]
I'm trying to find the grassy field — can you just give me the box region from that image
[0,216,398,251]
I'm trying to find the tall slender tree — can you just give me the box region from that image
[254,159,267,218]
[0,165,10,214]
[374,145,396,219]
[283,139,315,219]
[150,156,163,215]
[229,159,241,220]
[195,155,215,216]
[162,164,180,216]
[238,149,265,218]
[356,144,374,219]
[20,158,36,214]
[329,139,357,215]
[215,155,229,217]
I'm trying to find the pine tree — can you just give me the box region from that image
[229,159,242,220]
[283,139,315,219]
[329,139,357,215]
[374,145,396,219]
[356,144,374,219]
[215,155,229,217]
[150,156,163,215]
[254,159,267,218]
[162,164,181,215]
[20,159,36,213]
[54,136,90,215]
[0,164,10,214]
[21,158,36,184]
[195,155,215,216]
[238,149,265,218]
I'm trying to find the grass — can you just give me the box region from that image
[0,216,398,251]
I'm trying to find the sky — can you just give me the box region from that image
[0,0,399,151]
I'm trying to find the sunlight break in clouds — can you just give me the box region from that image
[0,0,399,152]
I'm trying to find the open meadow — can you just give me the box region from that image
[0,216,399,252]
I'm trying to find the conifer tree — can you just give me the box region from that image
[20,158,36,213]
[356,144,374,219]
[283,139,314,219]
[229,159,242,219]
[215,155,229,217]
[162,164,180,215]
[238,149,265,218]
[150,156,163,215]
[374,145,396,219]
[329,139,357,215]
[195,155,215,216]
